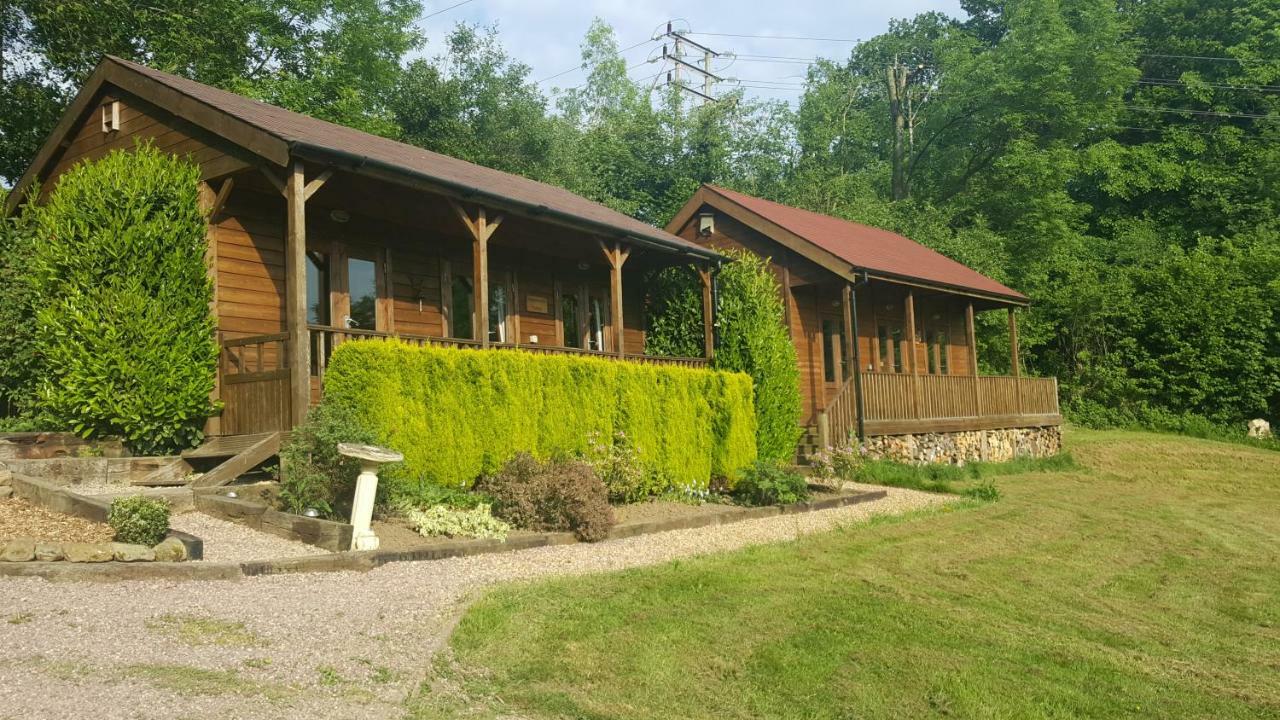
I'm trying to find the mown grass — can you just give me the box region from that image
[408,429,1280,719]
[854,452,1080,494]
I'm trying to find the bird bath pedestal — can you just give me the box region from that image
[337,443,404,551]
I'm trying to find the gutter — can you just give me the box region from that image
[288,141,724,262]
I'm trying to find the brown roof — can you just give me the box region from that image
[702,185,1027,302]
[92,57,719,258]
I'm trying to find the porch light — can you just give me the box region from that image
[577,261,590,271]
[329,209,350,223]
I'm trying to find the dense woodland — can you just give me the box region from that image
[2,0,1277,431]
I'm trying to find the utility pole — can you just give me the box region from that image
[886,56,910,201]
[660,22,721,105]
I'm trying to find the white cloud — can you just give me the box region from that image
[413,0,965,103]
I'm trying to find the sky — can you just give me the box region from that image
[412,0,966,105]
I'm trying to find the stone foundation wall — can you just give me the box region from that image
[862,425,1062,465]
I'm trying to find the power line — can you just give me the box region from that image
[685,31,860,43]
[1124,105,1277,120]
[535,37,655,84]
[421,0,479,21]
[1137,78,1280,93]
[1139,52,1275,64]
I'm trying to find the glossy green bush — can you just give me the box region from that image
[320,340,757,490]
[25,143,217,453]
[108,495,171,546]
[732,460,810,507]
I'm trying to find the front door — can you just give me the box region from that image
[339,245,387,333]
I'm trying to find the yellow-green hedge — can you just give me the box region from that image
[321,340,757,489]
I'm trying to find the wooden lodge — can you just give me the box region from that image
[6,57,726,438]
[667,185,1061,454]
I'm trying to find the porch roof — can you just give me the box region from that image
[9,56,724,262]
[672,185,1029,305]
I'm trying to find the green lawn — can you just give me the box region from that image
[409,429,1280,719]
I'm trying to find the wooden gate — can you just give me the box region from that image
[218,333,292,435]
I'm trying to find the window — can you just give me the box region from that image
[878,325,891,371]
[347,257,377,330]
[938,331,950,374]
[489,284,507,343]
[822,319,847,382]
[926,330,938,374]
[587,296,606,351]
[891,328,903,373]
[451,276,473,339]
[561,294,580,348]
[305,252,329,325]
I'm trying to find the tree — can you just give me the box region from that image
[0,0,422,181]
[26,144,218,452]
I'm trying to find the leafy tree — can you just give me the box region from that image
[26,144,218,452]
[0,0,422,181]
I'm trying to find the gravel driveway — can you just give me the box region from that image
[0,484,948,720]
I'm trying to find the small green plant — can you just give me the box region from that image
[317,665,343,686]
[401,503,511,540]
[108,495,170,546]
[278,402,381,518]
[807,444,865,484]
[962,480,1002,502]
[732,460,810,506]
[585,431,668,503]
[475,452,615,541]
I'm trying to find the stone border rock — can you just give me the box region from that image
[4,472,203,561]
[0,490,889,582]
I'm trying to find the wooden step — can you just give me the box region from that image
[188,432,283,489]
[182,433,275,460]
[131,457,195,486]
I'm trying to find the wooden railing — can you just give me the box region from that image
[219,333,291,434]
[817,371,1061,446]
[308,325,708,382]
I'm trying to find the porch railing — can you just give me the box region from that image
[817,372,1061,447]
[307,325,709,382]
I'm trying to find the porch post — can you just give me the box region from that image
[600,240,630,357]
[905,289,921,418]
[841,284,855,380]
[473,209,490,348]
[284,161,310,427]
[1009,306,1022,415]
[966,301,982,416]
[449,201,503,349]
[698,265,715,359]
[845,283,866,441]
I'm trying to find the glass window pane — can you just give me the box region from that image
[939,332,949,374]
[348,257,377,330]
[306,252,328,325]
[561,295,580,348]
[891,329,902,373]
[927,330,938,374]
[878,326,890,370]
[489,285,506,343]
[822,319,837,382]
[588,296,605,351]
[451,276,473,339]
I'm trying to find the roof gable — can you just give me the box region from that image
[672,185,1027,303]
[9,57,718,260]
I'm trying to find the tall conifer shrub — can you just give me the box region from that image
[27,143,217,453]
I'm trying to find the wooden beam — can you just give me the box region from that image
[967,300,982,416]
[284,160,310,427]
[905,289,920,418]
[261,166,286,196]
[439,258,452,337]
[1008,307,1020,377]
[197,182,222,438]
[553,277,565,346]
[698,266,715,360]
[303,168,334,202]
[841,284,855,380]
[599,240,630,356]
[509,269,521,346]
[474,209,490,347]
[206,177,235,219]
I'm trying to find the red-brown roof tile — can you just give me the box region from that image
[104,56,718,258]
[705,185,1027,302]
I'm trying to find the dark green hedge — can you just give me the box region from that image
[321,340,757,489]
[25,143,217,453]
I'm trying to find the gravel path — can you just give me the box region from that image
[169,512,330,563]
[0,484,948,720]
